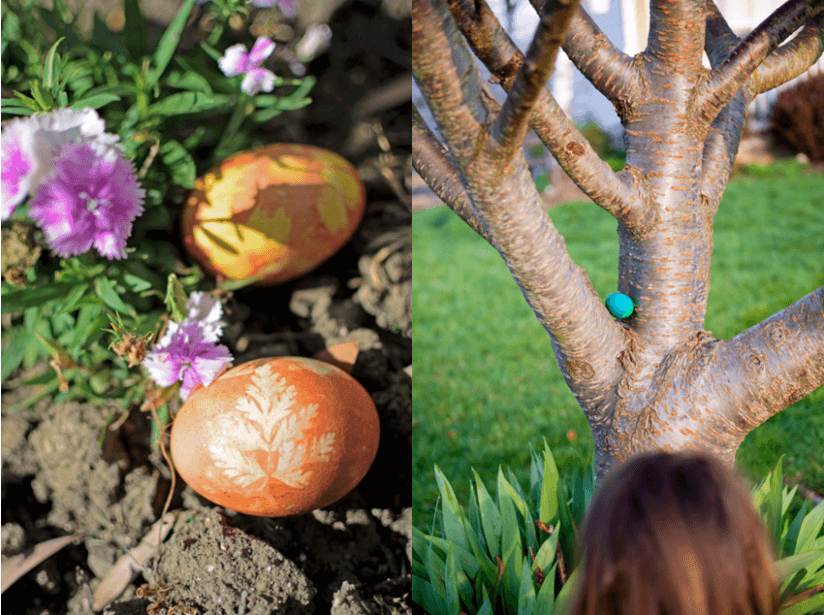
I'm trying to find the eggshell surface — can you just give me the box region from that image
[170,357,380,517]
[182,144,366,286]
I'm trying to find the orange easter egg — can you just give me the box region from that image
[170,357,380,516]
[182,144,366,286]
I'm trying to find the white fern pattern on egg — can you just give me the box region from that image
[211,362,336,489]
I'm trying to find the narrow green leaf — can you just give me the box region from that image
[778,591,824,615]
[159,139,196,188]
[95,277,133,314]
[147,0,197,87]
[532,528,560,573]
[123,0,147,58]
[29,79,54,110]
[147,91,229,116]
[56,283,90,315]
[540,439,559,523]
[164,274,189,322]
[1,330,28,382]
[551,561,580,615]
[473,469,501,561]
[252,107,283,122]
[775,551,824,584]
[435,465,471,553]
[534,561,557,614]
[0,103,34,115]
[445,544,463,615]
[412,577,445,614]
[68,92,121,110]
[477,586,494,615]
[498,468,522,561]
[517,557,536,615]
[795,500,824,555]
[43,37,66,90]
[2,282,76,313]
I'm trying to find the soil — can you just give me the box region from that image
[1,1,412,613]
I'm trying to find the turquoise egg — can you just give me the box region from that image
[605,292,634,318]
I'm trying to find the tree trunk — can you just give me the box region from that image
[413,0,824,483]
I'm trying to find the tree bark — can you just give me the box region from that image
[413,0,824,483]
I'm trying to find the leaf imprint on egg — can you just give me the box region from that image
[211,363,336,489]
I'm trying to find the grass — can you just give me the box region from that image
[412,163,824,530]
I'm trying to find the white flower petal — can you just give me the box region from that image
[248,37,276,65]
[219,44,250,77]
[241,68,276,95]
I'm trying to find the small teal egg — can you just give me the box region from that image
[605,292,634,318]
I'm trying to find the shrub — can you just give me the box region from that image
[770,73,824,162]
[412,441,824,615]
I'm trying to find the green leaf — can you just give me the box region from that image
[413,577,445,614]
[42,36,65,91]
[0,102,34,115]
[532,528,560,573]
[435,465,470,553]
[779,590,824,615]
[517,558,536,615]
[795,500,824,555]
[1,330,28,382]
[498,468,522,563]
[68,92,121,110]
[473,469,501,561]
[147,0,197,87]
[775,551,824,584]
[159,139,196,188]
[477,587,493,615]
[28,79,54,110]
[252,107,283,123]
[444,544,462,615]
[123,0,147,58]
[164,274,189,322]
[218,275,266,292]
[2,282,76,313]
[551,562,580,615]
[147,91,230,116]
[95,277,133,314]
[55,283,90,316]
[540,439,560,524]
[165,70,213,94]
[534,561,557,614]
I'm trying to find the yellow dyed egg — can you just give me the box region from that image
[182,144,366,286]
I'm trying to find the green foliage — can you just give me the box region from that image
[414,448,824,615]
[0,0,314,412]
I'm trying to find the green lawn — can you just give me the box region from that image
[412,164,824,529]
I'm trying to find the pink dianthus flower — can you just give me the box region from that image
[27,141,145,259]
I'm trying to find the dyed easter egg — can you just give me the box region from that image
[605,292,635,319]
[170,357,380,517]
[182,144,366,286]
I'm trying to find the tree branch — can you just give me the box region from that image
[707,287,824,439]
[693,0,824,125]
[446,0,647,227]
[705,0,740,66]
[530,1,643,105]
[412,105,491,242]
[646,0,707,72]
[412,0,487,163]
[493,0,579,155]
[752,13,824,94]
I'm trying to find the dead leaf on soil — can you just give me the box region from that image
[92,511,179,611]
[314,341,360,374]
[1,533,77,593]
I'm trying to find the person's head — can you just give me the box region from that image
[569,450,780,615]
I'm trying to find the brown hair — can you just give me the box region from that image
[569,451,780,615]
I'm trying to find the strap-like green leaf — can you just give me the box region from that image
[147,0,196,87]
[795,500,824,555]
[473,469,501,561]
[517,557,536,615]
[540,439,560,524]
[435,465,471,553]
